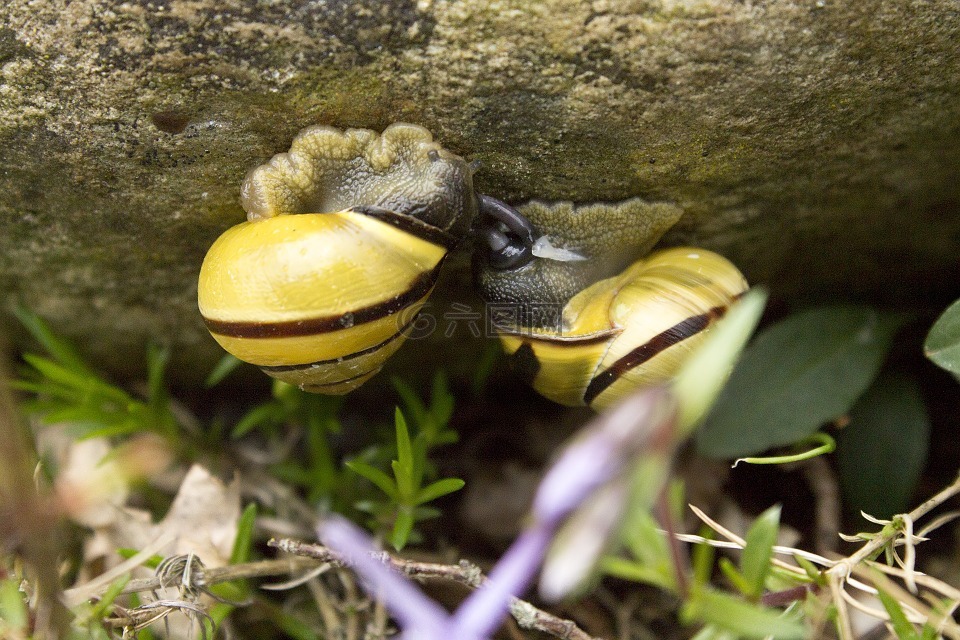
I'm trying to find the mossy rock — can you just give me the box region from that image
[1,0,958,384]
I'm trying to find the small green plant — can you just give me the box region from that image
[604,498,806,639]
[12,306,181,447]
[347,374,464,550]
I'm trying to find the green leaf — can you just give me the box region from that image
[391,508,416,551]
[718,557,752,595]
[345,460,398,500]
[740,505,781,598]
[674,288,768,434]
[919,624,939,640]
[392,409,417,500]
[394,408,414,470]
[412,505,442,521]
[602,510,677,592]
[87,574,131,620]
[734,432,835,466]
[205,354,243,387]
[429,371,455,429]
[116,549,164,568]
[231,403,282,439]
[793,554,825,585]
[835,372,930,519]
[0,578,28,629]
[230,503,258,565]
[683,587,806,639]
[876,583,919,640]
[392,378,430,433]
[146,344,170,405]
[621,511,672,577]
[688,626,737,640]
[14,304,94,376]
[925,298,960,378]
[392,459,415,502]
[22,355,108,397]
[691,528,716,588]
[697,306,905,458]
[601,556,675,591]
[415,478,465,505]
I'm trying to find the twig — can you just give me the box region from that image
[339,568,361,640]
[835,471,960,572]
[799,455,841,556]
[305,574,342,637]
[69,556,320,603]
[63,532,177,606]
[828,571,854,640]
[270,537,602,640]
[855,566,960,640]
[686,471,960,640]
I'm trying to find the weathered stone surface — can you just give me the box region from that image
[1,0,958,380]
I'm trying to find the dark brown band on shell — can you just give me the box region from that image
[203,264,442,339]
[300,369,376,391]
[582,305,729,406]
[259,315,419,371]
[350,205,459,250]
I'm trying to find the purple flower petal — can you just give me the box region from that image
[539,478,631,601]
[450,525,553,640]
[533,387,676,525]
[318,517,450,637]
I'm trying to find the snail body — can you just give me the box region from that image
[198,124,476,393]
[473,199,747,410]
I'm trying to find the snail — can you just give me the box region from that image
[198,123,476,393]
[473,198,748,411]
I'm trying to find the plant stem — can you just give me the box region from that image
[270,537,601,640]
[832,470,960,571]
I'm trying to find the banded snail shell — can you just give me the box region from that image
[496,247,748,410]
[198,124,476,393]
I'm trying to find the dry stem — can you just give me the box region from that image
[270,537,601,640]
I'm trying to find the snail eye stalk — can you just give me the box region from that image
[476,195,539,270]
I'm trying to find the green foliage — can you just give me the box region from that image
[673,288,768,434]
[232,379,342,440]
[13,306,181,444]
[674,504,806,639]
[348,396,465,551]
[602,510,676,591]
[342,372,463,549]
[9,285,955,640]
[229,380,362,509]
[0,578,28,633]
[116,549,164,568]
[735,505,780,599]
[697,306,906,458]
[66,574,131,638]
[732,433,836,466]
[230,503,258,566]
[681,588,805,639]
[925,297,960,379]
[205,354,243,387]
[835,372,930,518]
[876,585,922,640]
[603,490,808,639]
